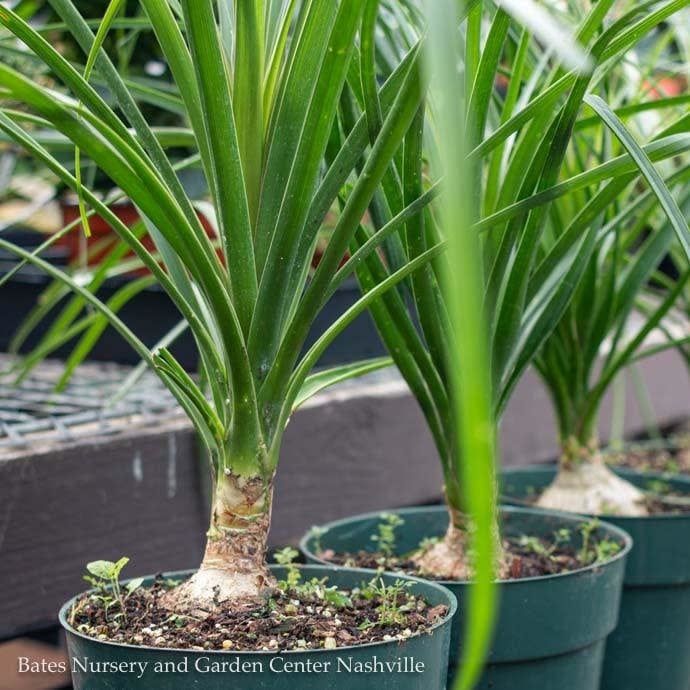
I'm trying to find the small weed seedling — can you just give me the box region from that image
[577,520,598,564]
[371,513,405,557]
[576,521,621,565]
[517,528,573,563]
[359,576,414,629]
[273,547,352,608]
[310,580,353,609]
[80,557,143,624]
[517,535,552,559]
[593,539,622,564]
[309,526,328,555]
[554,528,572,545]
[646,479,673,496]
[664,459,681,475]
[418,536,440,552]
[274,547,302,590]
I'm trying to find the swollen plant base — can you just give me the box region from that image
[59,565,456,690]
[535,457,648,517]
[411,521,473,581]
[300,506,631,690]
[161,473,276,615]
[410,512,511,581]
[501,466,690,690]
[157,565,275,616]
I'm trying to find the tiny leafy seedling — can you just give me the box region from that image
[418,536,440,549]
[646,479,673,496]
[309,526,328,555]
[517,535,552,559]
[576,521,620,565]
[577,520,598,564]
[81,556,142,623]
[371,513,405,557]
[593,539,622,564]
[359,575,414,628]
[309,579,353,609]
[273,547,301,591]
[273,548,352,608]
[516,527,575,563]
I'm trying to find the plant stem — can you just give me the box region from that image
[163,452,276,614]
[560,434,599,470]
[204,470,274,572]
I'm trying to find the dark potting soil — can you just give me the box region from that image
[68,576,448,652]
[607,438,690,477]
[642,480,690,514]
[320,531,622,582]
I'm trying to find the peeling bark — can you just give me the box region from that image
[537,439,648,516]
[162,473,276,615]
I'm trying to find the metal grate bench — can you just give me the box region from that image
[0,356,183,454]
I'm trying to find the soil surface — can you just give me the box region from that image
[641,480,690,514]
[68,576,448,651]
[607,438,690,477]
[321,531,623,582]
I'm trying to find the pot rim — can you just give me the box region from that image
[59,563,457,656]
[299,504,632,587]
[502,465,690,523]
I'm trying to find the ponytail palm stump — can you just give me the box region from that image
[0,0,438,614]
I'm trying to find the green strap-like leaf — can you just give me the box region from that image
[250,0,364,374]
[293,358,394,411]
[180,0,257,335]
[277,240,447,456]
[55,275,155,391]
[426,3,498,689]
[264,45,425,409]
[585,94,690,262]
[0,238,153,365]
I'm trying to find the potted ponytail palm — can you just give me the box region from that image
[498,35,690,690]
[298,1,690,688]
[0,2,461,688]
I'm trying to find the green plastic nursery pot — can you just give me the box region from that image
[59,565,456,690]
[501,466,690,690]
[300,506,631,690]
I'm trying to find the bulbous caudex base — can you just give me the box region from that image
[412,522,474,581]
[537,439,649,517]
[412,507,509,581]
[161,473,276,616]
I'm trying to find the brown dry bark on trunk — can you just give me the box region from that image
[162,472,276,615]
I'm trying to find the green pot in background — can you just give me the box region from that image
[60,565,456,690]
[300,506,631,690]
[501,466,690,690]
